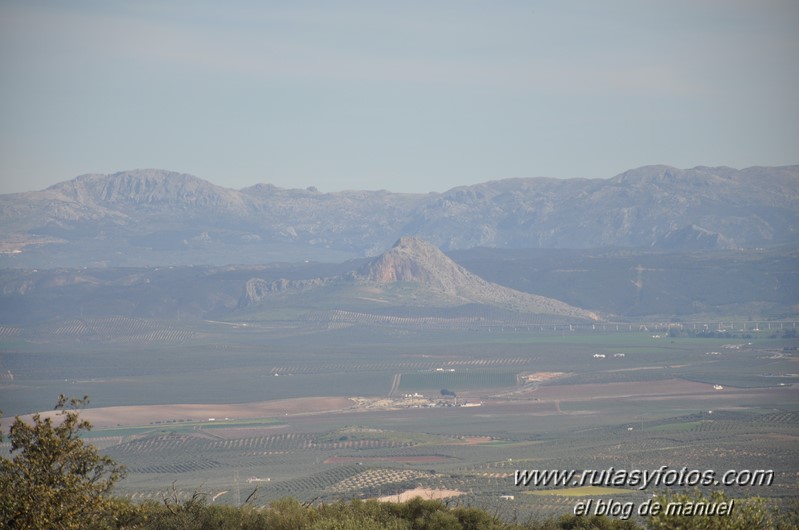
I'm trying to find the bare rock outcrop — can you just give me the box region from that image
[240,237,599,320]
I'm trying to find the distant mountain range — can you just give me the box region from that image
[1,239,795,329]
[1,165,797,268]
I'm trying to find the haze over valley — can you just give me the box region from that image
[2,2,798,525]
[1,166,797,522]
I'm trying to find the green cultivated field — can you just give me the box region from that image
[1,323,797,521]
[398,370,518,392]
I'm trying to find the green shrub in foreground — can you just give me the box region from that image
[3,396,796,530]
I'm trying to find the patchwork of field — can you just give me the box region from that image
[92,397,797,520]
[1,326,797,521]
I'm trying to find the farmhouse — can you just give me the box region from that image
[593,353,606,359]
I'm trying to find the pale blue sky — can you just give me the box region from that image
[1,1,797,193]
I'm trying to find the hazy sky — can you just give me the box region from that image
[1,1,797,194]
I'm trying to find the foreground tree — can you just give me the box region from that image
[645,489,783,530]
[0,395,126,530]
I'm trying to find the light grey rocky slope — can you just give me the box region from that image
[239,237,600,321]
[354,237,599,319]
[1,165,797,267]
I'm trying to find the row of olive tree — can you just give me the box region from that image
[1,396,796,529]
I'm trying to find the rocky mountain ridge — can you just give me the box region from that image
[1,165,797,268]
[1,245,795,326]
[238,237,599,321]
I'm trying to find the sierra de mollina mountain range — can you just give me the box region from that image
[0,164,797,268]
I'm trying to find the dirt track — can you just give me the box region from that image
[376,488,465,503]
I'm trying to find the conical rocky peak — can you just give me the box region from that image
[357,237,599,320]
[357,236,473,291]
